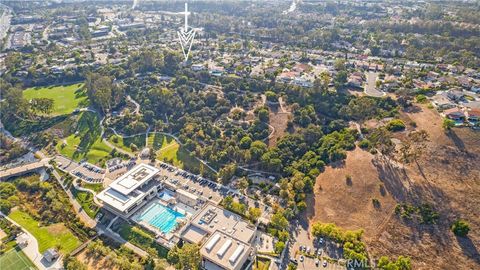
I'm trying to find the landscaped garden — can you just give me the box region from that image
[72,190,99,219]
[23,83,88,116]
[8,209,80,254]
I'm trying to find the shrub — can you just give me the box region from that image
[386,119,406,132]
[451,219,470,237]
[358,139,371,149]
[415,94,427,103]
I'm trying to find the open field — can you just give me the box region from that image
[0,247,37,270]
[309,147,397,238]
[149,133,204,172]
[23,83,88,115]
[56,112,112,165]
[107,134,146,153]
[8,209,80,254]
[309,104,480,269]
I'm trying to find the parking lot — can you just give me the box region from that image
[157,162,225,204]
[54,155,105,183]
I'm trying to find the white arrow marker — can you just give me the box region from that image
[177,3,196,61]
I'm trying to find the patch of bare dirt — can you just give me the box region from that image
[267,104,291,147]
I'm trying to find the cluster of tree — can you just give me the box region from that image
[266,208,290,254]
[167,243,201,270]
[0,134,28,165]
[311,222,368,263]
[85,73,125,114]
[377,256,412,270]
[6,174,95,241]
[30,98,54,115]
[0,217,22,254]
[394,203,440,225]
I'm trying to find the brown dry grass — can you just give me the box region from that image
[76,249,119,270]
[267,105,291,147]
[310,104,480,269]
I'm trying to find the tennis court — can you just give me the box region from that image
[0,247,36,270]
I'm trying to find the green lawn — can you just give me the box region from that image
[147,133,178,151]
[149,133,216,176]
[0,247,37,270]
[56,111,112,165]
[8,210,80,254]
[108,134,146,153]
[117,223,168,258]
[72,190,99,219]
[23,83,88,115]
[80,182,104,193]
[150,133,196,169]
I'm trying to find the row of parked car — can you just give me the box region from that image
[72,170,102,183]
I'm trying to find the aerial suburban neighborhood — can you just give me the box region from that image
[0,1,479,270]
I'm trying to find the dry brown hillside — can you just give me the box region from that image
[309,105,480,270]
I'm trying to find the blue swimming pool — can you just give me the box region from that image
[135,203,185,234]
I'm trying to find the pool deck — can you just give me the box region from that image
[130,197,195,247]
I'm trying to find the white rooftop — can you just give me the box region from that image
[96,163,159,213]
[109,163,159,195]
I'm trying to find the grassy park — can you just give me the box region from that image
[23,83,88,115]
[56,111,112,165]
[8,209,80,254]
[108,134,146,153]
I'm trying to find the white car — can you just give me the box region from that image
[323,260,328,267]
[299,255,304,262]
[306,246,311,253]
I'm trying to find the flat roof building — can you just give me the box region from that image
[181,204,256,270]
[96,164,161,217]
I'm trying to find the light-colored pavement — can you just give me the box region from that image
[0,159,49,180]
[364,72,384,97]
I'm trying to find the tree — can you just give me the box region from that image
[64,256,87,270]
[257,108,269,122]
[442,118,455,131]
[85,73,113,113]
[218,163,237,184]
[167,243,201,270]
[30,98,54,115]
[451,219,470,237]
[248,207,262,223]
[369,128,395,159]
[239,136,252,149]
[274,241,286,254]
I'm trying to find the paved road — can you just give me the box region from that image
[364,72,384,97]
